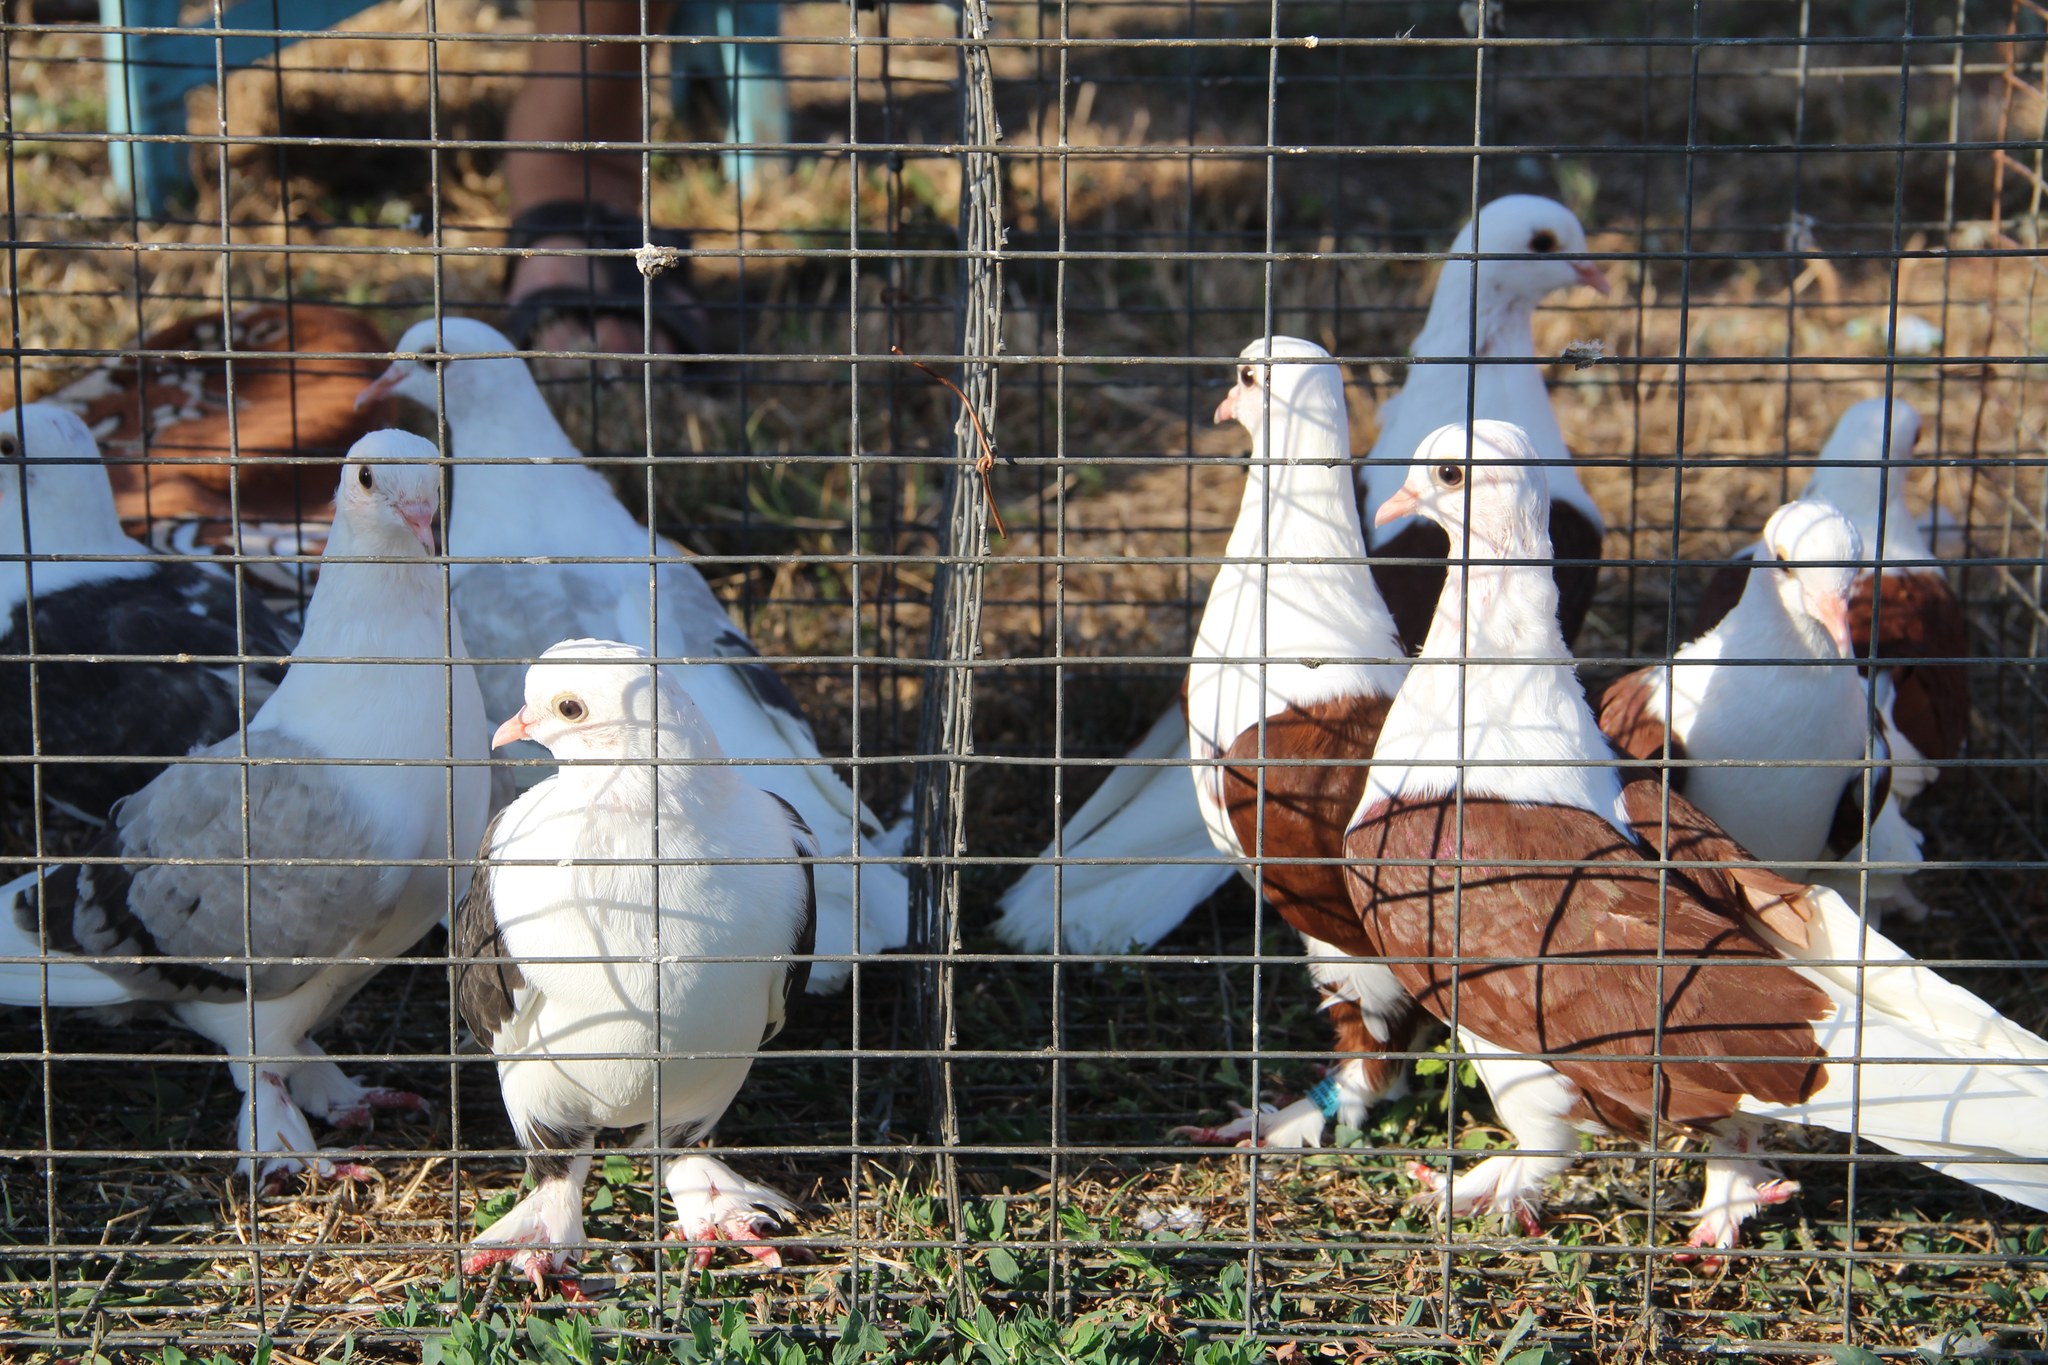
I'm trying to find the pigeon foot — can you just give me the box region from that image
[464,1177,586,1292]
[1170,1095,1328,1149]
[288,1059,431,1129]
[663,1155,802,1270]
[1677,1158,1799,1270]
[1405,1159,1546,1237]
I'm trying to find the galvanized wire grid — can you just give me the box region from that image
[0,0,2043,1359]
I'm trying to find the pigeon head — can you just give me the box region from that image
[1454,194,1611,306]
[334,430,442,556]
[1213,336,1349,456]
[1374,421,1551,560]
[356,317,529,417]
[0,403,124,553]
[1758,499,1862,658]
[491,638,713,765]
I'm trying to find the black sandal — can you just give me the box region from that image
[501,199,709,356]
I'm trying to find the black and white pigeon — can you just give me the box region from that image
[1359,194,1611,652]
[0,403,300,823]
[359,318,904,992]
[456,639,814,1293]
[0,433,492,1180]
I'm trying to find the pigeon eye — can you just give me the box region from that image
[1434,463,1465,488]
[555,695,587,723]
[0,435,16,459]
[357,465,374,490]
[1238,365,1257,388]
[1530,229,1558,253]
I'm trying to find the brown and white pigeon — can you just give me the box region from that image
[1343,424,2048,1255]
[40,301,393,595]
[1598,498,1923,916]
[1175,337,1425,1148]
[992,199,1614,957]
[456,639,815,1293]
[1694,397,1967,803]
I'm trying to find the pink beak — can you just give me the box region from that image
[1214,384,1241,426]
[1810,589,1856,659]
[492,706,536,749]
[355,362,407,411]
[1573,261,1613,296]
[1374,485,1422,527]
[398,499,438,554]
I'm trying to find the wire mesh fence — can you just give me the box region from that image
[1,0,2045,1360]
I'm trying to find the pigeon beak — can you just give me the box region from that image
[1809,587,1856,658]
[398,500,438,555]
[492,706,536,749]
[1572,261,1612,296]
[1375,485,1422,528]
[1214,383,1242,425]
[355,362,407,411]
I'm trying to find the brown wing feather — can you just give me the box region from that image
[1595,668,1686,789]
[453,807,522,1051]
[1220,694,1392,955]
[1853,571,1969,763]
[1344,794,1830,1136]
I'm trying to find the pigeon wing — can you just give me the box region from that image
[18,729,404,1001]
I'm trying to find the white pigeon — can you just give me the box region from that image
[0,403,300,823]
[0,432,491,1181]
[358,317,906,992]
[1360,194,1611,652]
[1598,500,1921,881]
[455,639,813,1292]
[1174,337,1420,1148]
[1345,430,2048,1254]
[993,197,1610,958]
[1694,398,1967,804]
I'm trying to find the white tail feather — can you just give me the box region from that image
[1741,884,2048,1210]
[0,870,135,1009]
[993,707,1233,954]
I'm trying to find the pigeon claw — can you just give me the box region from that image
[327,1088,433,1130]
[666,1212,789,1270]
[463,1245,581,1296]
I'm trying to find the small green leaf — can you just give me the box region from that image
[1493,1307,1537,1363]
[986,1246,1022,1284]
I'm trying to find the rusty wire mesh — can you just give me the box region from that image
[0,0,2044,1360]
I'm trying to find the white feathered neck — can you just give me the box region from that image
[254,509,474,760]
[0,478,154,613]
[1357,502,1628,835]
[1202,389,1407,707]
[438,363,657,563]
[1362,240,1599,540]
